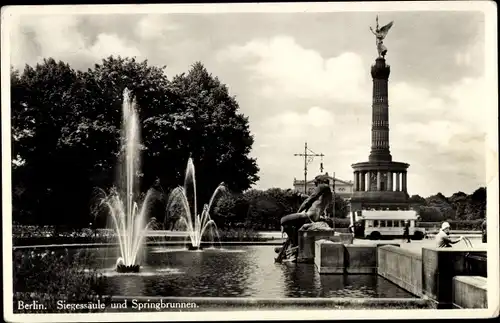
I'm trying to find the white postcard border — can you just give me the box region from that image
[2,1,498,322]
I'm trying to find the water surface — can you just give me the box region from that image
[58,245,415,298]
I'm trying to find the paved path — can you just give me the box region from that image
[353,235,485,254]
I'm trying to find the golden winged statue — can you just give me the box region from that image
[370,15,394,58]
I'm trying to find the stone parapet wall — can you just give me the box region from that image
[344,245,377,274]
[315,240,345,274]
[422,247,487,308]
[377,245,423,297]
[315,241,380,274]
[313,242,488,309]
[452,276,487,309]
[298,229,353,263]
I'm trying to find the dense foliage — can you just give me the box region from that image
[11,57,259,228]
[418,220,484,231]
[408,187,486,222]
[13,249,111,313]
[205,188,349,231]
[205,187,486,231]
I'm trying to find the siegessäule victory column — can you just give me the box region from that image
[275,16,418,262]
[350,17,424,242]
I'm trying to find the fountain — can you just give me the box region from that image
[101,88,155,273]
[167,158,226,250]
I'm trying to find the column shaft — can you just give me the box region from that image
[387,171,392,191]
[377,171,382,191]
[402,172,407,193]
[395,172,400,191]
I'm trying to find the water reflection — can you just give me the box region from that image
[277,263,410,298]
[280,262,322,297]
[18,246,414,298]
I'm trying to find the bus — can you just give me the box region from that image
[356,210,426,240]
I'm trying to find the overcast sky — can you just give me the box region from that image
[7,5,493,197]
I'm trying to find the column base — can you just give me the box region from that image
[369,150,392,162]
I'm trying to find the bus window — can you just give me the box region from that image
[366,220,373,228]
[393,220,399,227]
[380,220,386,227]
[400,220,405,227]
[374,220,379,227]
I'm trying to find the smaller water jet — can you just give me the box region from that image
[166,158,226,250]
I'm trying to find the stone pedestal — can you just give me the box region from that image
[422,247,487,308]
[344,245,377,274]
[315,240,345,274]
[315,240,377,274]
[297,229,335,263]
[297,228,353,263]
[452,276,488,309]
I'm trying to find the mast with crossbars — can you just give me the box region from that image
[294,142,324,194]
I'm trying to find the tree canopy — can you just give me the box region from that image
[10,56,486,230]
[208,187,350,231]
[409,187,486,222]
[11,57,259,227]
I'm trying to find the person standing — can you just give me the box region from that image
[348,223,355,238]
[435,222,463,248]
[403,220,411,243]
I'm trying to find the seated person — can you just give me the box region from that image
[279,175,333,256]
[435,221,463,248]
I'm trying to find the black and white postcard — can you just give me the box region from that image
[2,2,498,322]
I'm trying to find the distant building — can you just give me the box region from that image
[292,172,354,198]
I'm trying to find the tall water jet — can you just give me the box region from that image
[101,88,154,273]
[167,158,226,250]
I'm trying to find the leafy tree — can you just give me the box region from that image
[11,57,260,228]
[464,187,486,220]
[327,195,349,219]
[168,62,259,209]
[471,187,486,202]
[71,56,177,191]
[409,194,426,205]
[415,188,486,222]
[448,192,468,220]
[211,187,350,230]
[247,197,281,230]
[11,59,80,226]
[417,206,445,222]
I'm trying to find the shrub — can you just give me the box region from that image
[448,219,484,230]
[216,228,262,241]
[13,249,111,313]
[418,220,484,231]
